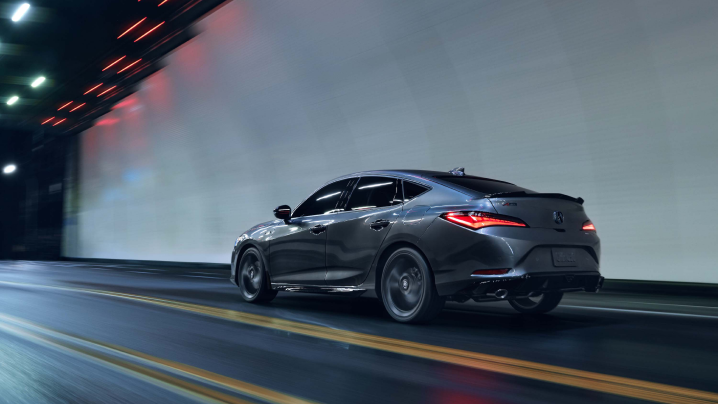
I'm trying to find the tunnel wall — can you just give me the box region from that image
[65,0,718,283]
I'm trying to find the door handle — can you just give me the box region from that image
[310,224,327,235]
[370,219,391,231]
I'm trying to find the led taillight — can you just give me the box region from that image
[441,211,527,230]
[582,220,596,231]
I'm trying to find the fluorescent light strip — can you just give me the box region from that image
[96,86,117,97]
[69,103,86,112]
[117,59,141,74]
[118,17,147,39]
[41,117,55,125]
[58,101,72,111]
[31,77,46,88]
[7,96,19,106]
[135,21,164,42]
[11,3,30,22]
[52,118,66,126]
[84,83,103,95]
[103,56,126,71]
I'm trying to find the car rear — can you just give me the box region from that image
[417,174,602,302]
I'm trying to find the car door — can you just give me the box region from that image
[268,178,354,285]
[325,176,403,286]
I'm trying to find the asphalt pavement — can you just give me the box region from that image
[0,260,716,404]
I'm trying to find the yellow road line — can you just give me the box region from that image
[0,313,316,404]
[2,280,718,404]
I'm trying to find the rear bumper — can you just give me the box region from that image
[447,272,604,302]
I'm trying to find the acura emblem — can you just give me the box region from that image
[553,211,564,224]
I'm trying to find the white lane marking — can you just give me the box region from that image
[561,305,718,319]
[179,275,224,279]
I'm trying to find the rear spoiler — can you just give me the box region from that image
[483,191,584,205]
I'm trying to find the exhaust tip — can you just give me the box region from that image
[495,289,508,299]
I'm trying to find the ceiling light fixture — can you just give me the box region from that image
[69,103,85,112]
[52,118,66,126]
[117,59,141,74]
[11,3,30,22]
[3,164,17,174]
[134,21,164,42]
[97,86,117,97]
[7,96,19,105]
[58,101,72,110]
[102,56,126,71]
[83,83,103,95]
[31,76,46,88]
[118,17,147,39]
[41,117,54,125]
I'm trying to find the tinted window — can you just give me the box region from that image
[435,176,531,195]
[403,181,429,202]
[345,177,401,211]
[293,179,352,217]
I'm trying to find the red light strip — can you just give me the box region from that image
[58,101,73,111]
[69,103,86,112]
[134,21,164,42]
[53,118,67,126]
[97,86,117,97]
[117,59,142,74]
[118,17,147,39]
[83,83,103,95]
[102,56,126,71]
[158,0,169,6]
[41,117,55,125]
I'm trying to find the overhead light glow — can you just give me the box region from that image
[7,96,19,105]
[41,117,54,125]
[158,0,169,6]
[69,103,86,112]
[31,76,46,88]
[58,101,72,110]
[52,118,66,126]
[134,21,164,42]
[97,85,117,97]
[102,56,126,71]
[3,164,17,174]
[117,59,141,74]
[83,83,103,95]
[11,3,30,22]
[118,17,147,39]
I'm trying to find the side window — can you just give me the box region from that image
[292,179,352,218]
[345,177,401,211]
[403,181,429,202]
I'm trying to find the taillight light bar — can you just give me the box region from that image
[582,220,596,231]
[441,211,527,230]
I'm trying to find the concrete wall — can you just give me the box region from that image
[67,0,718,283]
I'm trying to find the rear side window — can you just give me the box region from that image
[403,181,430,202]
[345,177,401,211]
[293,179,353,217]
[435,176,531,195]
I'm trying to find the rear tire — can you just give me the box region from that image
[237,247,277,303]
[509,292,563,314]
[380,247,445,323]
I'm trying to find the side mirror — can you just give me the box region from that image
[273,205,292,222]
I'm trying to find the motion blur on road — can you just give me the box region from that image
[1,0,718,403]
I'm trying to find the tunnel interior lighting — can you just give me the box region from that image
[158,0,169,6]
[58,101,72,110]
[135,22,164,42]
[41,117,54,125]
[118,17,146,39]
[52,118,66,126]
[3,164,16,174]
[97,85,117,97]
[84,83,103,95]
[103,56,126,71]
[7,96,19,105]
[31,76,45,88]
[11,3,30,22]
[117,59,141,74]
[69,103,85,112]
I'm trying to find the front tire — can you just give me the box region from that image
[509,292,563,314]
[380,247,445,323]
[237,247,277,303]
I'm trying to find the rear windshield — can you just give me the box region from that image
[434,176,532,195]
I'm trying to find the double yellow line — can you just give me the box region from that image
[2,280,717,404]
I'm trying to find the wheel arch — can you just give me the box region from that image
[234,241,272,286]
[372,240,435,300]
